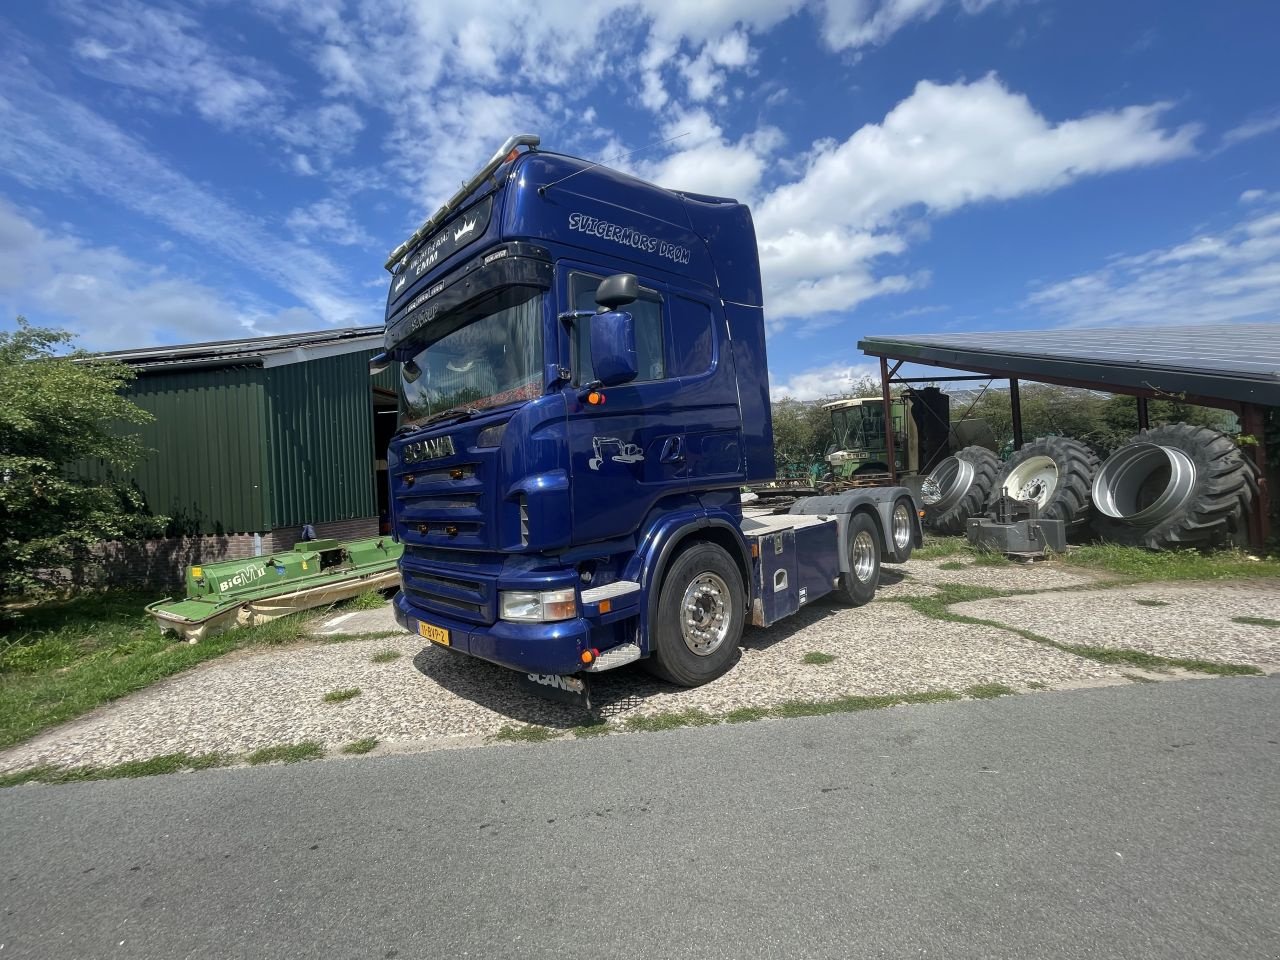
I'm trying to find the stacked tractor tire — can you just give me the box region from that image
[920,424,1258,551]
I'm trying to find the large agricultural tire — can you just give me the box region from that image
[645,542,745,687]
[921,445,1000,535]
[990,436,1100,531]
[1091,423,1258,551]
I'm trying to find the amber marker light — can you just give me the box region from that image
[586,391,606,405]
[450,468,465,480]
[581,649,595,665]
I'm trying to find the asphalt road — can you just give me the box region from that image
[2,677,1277,960]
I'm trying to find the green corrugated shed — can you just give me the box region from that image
[264,351,378,529]
[98,327,390,537]
[125,366,271,535]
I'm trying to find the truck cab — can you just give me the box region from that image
[378,135,919,701]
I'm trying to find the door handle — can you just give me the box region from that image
[660,436,686,464]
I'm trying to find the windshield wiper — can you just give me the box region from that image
[394,407,481,437]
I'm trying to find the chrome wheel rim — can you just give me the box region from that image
[1003,455,1059,509]
[852,531,877,582]
[680,572,732,657]
[923,456,975,513]
[1092,442,1197,524]
[892,502,912,550]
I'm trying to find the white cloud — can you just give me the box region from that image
[751,74,1198,324]
[286,199,372,247]
[814,0,1016,51]
[0,56,373,328]
[1240,189,1269,205]
[1220,109,1280,149]
[0,200,315,350]
[1025,201,1280,327]
[769,360,882,401]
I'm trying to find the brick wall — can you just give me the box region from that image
[90,516,382,590]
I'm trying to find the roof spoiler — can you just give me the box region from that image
[383,133,540,272]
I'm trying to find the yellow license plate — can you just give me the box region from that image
[417,620,450,646]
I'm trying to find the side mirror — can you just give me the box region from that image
[595,273,638,311]
[369,351,392,376]
[402,358,422,383]
[589,311,638,387]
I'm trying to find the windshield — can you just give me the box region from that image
[401,289,543,426]
[831,405,884,451]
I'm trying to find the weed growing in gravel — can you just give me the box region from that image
[938,561,969,571]
[900,587,1263,677]
[571,722,611,738]
[802,651,837,666]
[914,537,970,560]
[246,742,324,765]
[490,724,559,743]
[323,687,362,704]
[622,709,718,732]
[1232,615,1280,628]
[370,650,401,664]
[971,551,1012,567]
[342,737,378,755]
[346,591,388,611]
[1026,681,1049,690]
[0,751,230,787]
[1064,544,1280,582]
[724,706,770,723]
[965,683,1016,699]
[1134,599,1169,607]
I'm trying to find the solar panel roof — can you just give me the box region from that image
[859,323,1280,407]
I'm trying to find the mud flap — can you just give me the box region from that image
[516,671,592,711]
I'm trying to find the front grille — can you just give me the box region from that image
[401,558,494,624]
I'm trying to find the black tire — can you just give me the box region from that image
[645,542,745,687]
[1092,423,1258,550]
[834,511,880,606]
[925,446,1000,535]
[990,436,1099,530]
[886,496,916,563]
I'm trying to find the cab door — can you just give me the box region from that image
[560,265,689,545]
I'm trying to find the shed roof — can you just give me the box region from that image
[98,326,384,372]
[859,323,1280,408]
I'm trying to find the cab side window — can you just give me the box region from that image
[570,273,665,384]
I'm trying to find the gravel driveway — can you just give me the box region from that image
[3,557,1272,773]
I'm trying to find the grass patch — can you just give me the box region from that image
[971,550,1012,567]
[914,537,970,560]
[341,737,378,755]
[1063,544,1280,582]
[1026,681,1049,690]
[1134,598,1169,607]
[490,724,559,743]
[345,590,388,611]
[965,683,1016,699]
[622,709,718,732]
[0,590,328,750]
[571,721,611,738]
[802,651,837,666]
[1,751,230,787]
[938,561,969,571]
[246,741,324,765]
[1232,615,1280,628]
[1122,672,1160,684]
[899,585,1262,677]
[370,649,401,663]
[322,687,361,704]
[724,706,770,724]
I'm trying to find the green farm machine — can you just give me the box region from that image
[819,387,955,490]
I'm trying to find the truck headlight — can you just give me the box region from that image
[499,587,577,622]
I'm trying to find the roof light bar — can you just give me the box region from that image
[383,133,540,272]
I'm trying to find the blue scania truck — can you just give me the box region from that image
[374,134,920,706]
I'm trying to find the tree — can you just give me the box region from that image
[0,320,164,594]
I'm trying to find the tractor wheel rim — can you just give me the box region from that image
[892,502,912,550]
[923,456,975,513]
[852,531,877,582]
[1092,442,1197,524]
[680,572,731,657]
[1003,455,1059,509]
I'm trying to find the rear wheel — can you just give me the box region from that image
[888,497,915,563]
[834,511,881,606]
[646,542,745,687]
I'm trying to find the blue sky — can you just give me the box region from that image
[1,0,1277,399]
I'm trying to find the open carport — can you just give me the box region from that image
[859,322,1279,547]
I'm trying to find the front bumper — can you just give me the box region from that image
[394,591,593,675]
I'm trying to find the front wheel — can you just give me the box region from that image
[835,511,881,606]
[646,543,745,687]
